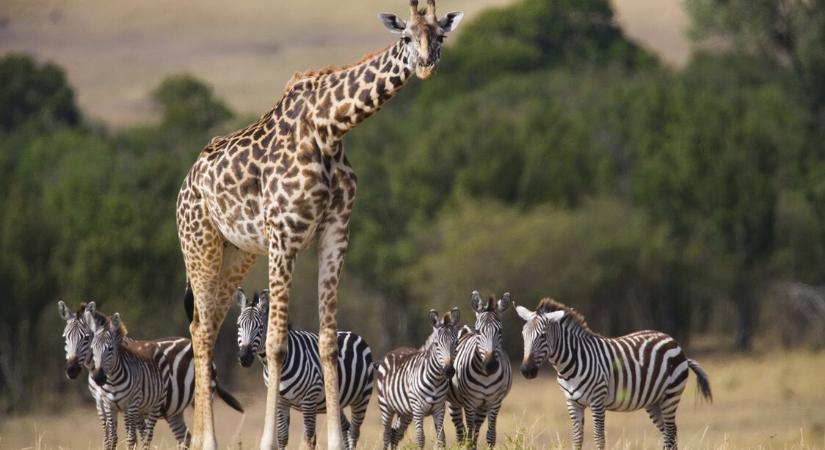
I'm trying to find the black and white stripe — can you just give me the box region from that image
[517,298,712,450]
[376,308,460,449]
[447,291,512,449]
[236,288,374,450]
[86,307,243,450]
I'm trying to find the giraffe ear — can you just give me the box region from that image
[379,13,406,33]
[439,11,464,32]
[58,301,73,321]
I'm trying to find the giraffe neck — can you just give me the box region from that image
[298,39,414,139]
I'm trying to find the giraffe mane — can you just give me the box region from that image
[282,44,395,93]
[535,298,593,333]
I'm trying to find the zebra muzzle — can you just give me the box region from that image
[444,364,455,378]
[65,359,82,380]
[483,353,499,374]
[238,346,255,367]
[91,368,107,386]
[520,360,538,379]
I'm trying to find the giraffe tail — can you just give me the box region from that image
[183,281,194,323]
[687,359,712,402]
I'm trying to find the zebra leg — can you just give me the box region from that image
[660,394,681,450]
[413,410,426,449]
[486,408,500,448]
[347,400,368,450]
[463,407,477,449]
[166,413,189,448]
[301,404,318,449]
[380,409,394,450]
[590,402,607,450]
[449,402,465,445]
[103,402,118,450]
[472,411,485,449]
[276,403,290,450]
[566,400,585,450]
[339,411,352,450]
[645,403,665,434]
[140,412,160,450]
[125,404,143,450]
[433,405,447,449]
[393,415,412,448]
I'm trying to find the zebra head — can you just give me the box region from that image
[470,291,511,375]
[426,307,460,378]
[236,287,267,367]
[515,300,565,379]
[88,310,127,386]
[58,300,91,380]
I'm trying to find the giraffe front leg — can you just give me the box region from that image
[566,400,585,450]
[317,217,350,450]
[261,233,296,450]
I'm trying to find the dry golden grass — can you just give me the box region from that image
[0,0,687,128]
[2,350,824,449]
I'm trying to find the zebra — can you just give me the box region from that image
[86,306,244,450]
[447,291,512,449]
[59,301,123,449]
[516,298,712,450]
[376,308,460,450]
[235,288,374,450]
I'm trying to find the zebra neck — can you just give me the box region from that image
[548,327,595,379]
[423,347,446,382]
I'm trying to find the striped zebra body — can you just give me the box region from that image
[517,299,712,450]
[376,308,460,449]
[236,289,374,450]
[88,310,243,450]
[447,291,513,448]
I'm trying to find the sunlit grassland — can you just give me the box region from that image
[2,350,823,449]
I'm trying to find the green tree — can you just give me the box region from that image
[0,54,80,132]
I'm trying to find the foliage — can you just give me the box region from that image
[0,54,80,132]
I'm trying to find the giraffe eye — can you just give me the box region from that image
[402,36,412,44]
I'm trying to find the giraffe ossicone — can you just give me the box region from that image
[176,1,463,449]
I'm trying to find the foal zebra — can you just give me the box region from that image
[59,301,121,448]
[86,306,244,450]
[448,291,512,449]
[376,308,460,450]
[517,298,712,450]
[236,288,374,450]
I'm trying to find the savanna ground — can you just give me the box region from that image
[2,350,823,449]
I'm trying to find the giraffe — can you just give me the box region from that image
[175,1,464,449]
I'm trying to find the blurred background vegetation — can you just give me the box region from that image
[1,0,825,415]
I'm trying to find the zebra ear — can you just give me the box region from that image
[449,307,460,325]
[470,291,482,313]
[235,288,247,309]
[258,291,270,315]
[515,305,535,322]
[85,310,99,332]
[429,309,439,327]
[58,300,73,321]
[110,313,122,333]
[86,301,97,316]
[497,293,512,313]
[541,310,565,322]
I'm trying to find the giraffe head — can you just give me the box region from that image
[379,0,464,79]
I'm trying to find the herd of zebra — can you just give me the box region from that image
[59,289,712,450]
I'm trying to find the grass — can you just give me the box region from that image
[0,0,687,128]
[2,350,824,449]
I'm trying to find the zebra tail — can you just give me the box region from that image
[184,282,194,323]
[687,359,712,402]
[215,382,245,413]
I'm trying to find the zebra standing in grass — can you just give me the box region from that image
[86,306,244,450]
[516,298,712,450]
[236,288,374,450]
[59,301,122,449]
[376,308,460,450]
[448,291,512,449]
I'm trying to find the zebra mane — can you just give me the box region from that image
[536,298,593,333]
[104,316,129,336]
[75,302,109,329]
